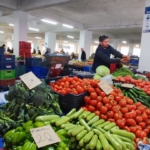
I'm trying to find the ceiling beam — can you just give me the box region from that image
[0,0,17,9]
[21,0,71,11]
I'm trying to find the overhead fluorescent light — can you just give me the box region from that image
[41,19,57,25]
[136,45,139,47]
[62,24,74,29]
[29,28,39,31]
[95,41,99,44]
[63,41,68,43]
[122,41,127,44]
[67,36,74,39]
[0,31,4,33]
[9,23,14,26]
[35,37,41,39]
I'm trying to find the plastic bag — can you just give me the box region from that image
[100,74,113,85]
[138,141,150,150]
[0,91,8,105]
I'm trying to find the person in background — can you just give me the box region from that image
[81,48,86,62]
[60,49,65,54]
[11,48,13,54]
[7,47,11,53]
[59,64,72,76]
[32,49,36,54]
[38,50,41,55]
[44,48,51,55]
[92,35,130,72]
[71,52,76,59]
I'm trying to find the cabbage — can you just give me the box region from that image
[96,65,110,77]
[93,74,101,80]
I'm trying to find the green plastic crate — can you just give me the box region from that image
[15,66,25,78]
[0,70,15,80]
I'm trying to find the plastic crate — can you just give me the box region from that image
[83,66,92,72]
[0,55,15,63]
[0,62,15,70]
[0,79,15,86]
[15,66,25,78]
[20,53,32,59]
[72,71,94,78]
[0,47,4,55]
[0,86,9,92]
[20,48,31,53]
[0,138,4,148]
[0,70,15,80]
[26,58,42,66]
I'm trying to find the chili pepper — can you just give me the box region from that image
[34,121,45,127]
[22,141,37,150]
[12,131,26,144]
[23,120,33,129]
[4,129,15,144]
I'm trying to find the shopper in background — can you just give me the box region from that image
[32,49,36,54]
[7,47,11,53]
[81,48,86,62]
[71,52,76,59]
[38,50,41,55]
[92,35,130,72]
[60,49,65,54]
[44,48,51,55]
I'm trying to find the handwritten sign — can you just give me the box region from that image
[20,72,42,90]
[98,80,113,95]
[30,125,61,148]
[121,84,134,88]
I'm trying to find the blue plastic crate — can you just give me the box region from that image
[0,55,15,63]
[83,66,92,72]
[25,66,33,73]
[0,138,4,148]
[0,62,15,70]
[26,58,42,66]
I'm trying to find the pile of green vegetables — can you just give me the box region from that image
[112,67,134,77]
[0,80,62,137]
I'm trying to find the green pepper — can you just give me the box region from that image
[41,146,55,150]
[25,126,33,134]
[16,126,24,132]
[12,131,26,144]
[4,129,15,144]
[58,142,67,149]
[34,121,45,127]
[23,120,33,129]
[13,146,22,150]
[56,129,67,137]
[22,141,37,150]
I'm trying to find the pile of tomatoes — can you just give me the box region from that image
[50,76,100,95]
[83,86,150,140]
[115,75,150,95]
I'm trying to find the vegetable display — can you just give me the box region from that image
[114,84,150,107]
[4,109,136,150]
[114,75,150,96]
[112,67,134,77]
[0,80,62,137]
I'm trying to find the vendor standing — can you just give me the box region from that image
[92,35,129,72]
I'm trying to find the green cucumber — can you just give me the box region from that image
[129,89,138,98]
[91,119,105,127]
[87,116,99,125]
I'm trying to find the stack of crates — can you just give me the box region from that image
[19,41,32,59]
[0,55,15,91]
[25,58,48,79]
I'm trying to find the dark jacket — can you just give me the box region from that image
[92,45,123,72]
[81,51,86,60]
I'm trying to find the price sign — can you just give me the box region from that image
[30,125,61,148]
[98,80,113,95]
[55,64,62,69]
[20,72,42,90]
[121,84,134,88]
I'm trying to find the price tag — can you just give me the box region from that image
[98,80,113,95]
[20,72,42,90]
[55,64,62,69]
[121,84,134,88]
[30,125,61,148]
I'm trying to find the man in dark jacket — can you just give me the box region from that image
[92,35,129,72]
[81,48,86,62]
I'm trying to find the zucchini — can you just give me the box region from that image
[124,142,135,150]
[92,129,103,135]
[76,130,87,141]
[79,111,88,119]
[65,125,76,131]
[79,118,91,131]
[55,116,70,126]
[96,139,102,150]
[110,126,119,132]
[104,122,116,130]
[50,117,60,124]
[98,121,110,128]
[82,111,91,119]
[86,113,95,121]
[115,135,131,143]
[97,127,106,134]
[87,116,99,125]
[36,115,59,122]
[83,131,94,143]
[66,108,76,117]
[72,109,84,119]
[99,134,110,150]
[71,126,85,136]
[89,135,98,150]
[91,119,105,127]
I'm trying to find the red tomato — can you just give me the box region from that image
[142,113,148,121]
[119,99,126,107]
[136,130,147,138]
[90,100,97,107]
[94,111,100,116]
[138,105,146,111]
[136,110,142,115]
[136,116,143,123]
[76,86,84,94]
[96,102,103,110]
[81,107,88,111]
[87,87,95,93]
[135,102,142,107]
[114,112,123,120]
[124,126,130,132]
[115,96,121,103]
[112,105,120,113]
[100,106,108,114]
[107,111,114,118]
[102,97,109,104]
[146,109,150,115]
[110,92,117,97]
[88,105,95,112]
[126,119,136,126]
[108,95,114,100]
[97,96,102,102]
[100,92,106,97]
[61,90,67,95]
[110,100,117,106]
[100,114,107,120]
[105,103,112,110]
[143,128,149,134]
[126,98,134,105]
[146,119,150,125]
[136,125,142,130]
[121,107,128,114]
[107,118,115,122]
[90,80,98,88]
[130,126,137,133]
[95,88,102,94]
[116,119,125,129]
[139,122,146,129]
[72,90,78,95]
[84,96,90,104]
[124,112,134,119]
[90,92,98,99]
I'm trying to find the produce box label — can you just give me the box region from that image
[20,72,42,89]
[98,80,113,95]
[121,84,134,88]
[30,125,61,148]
